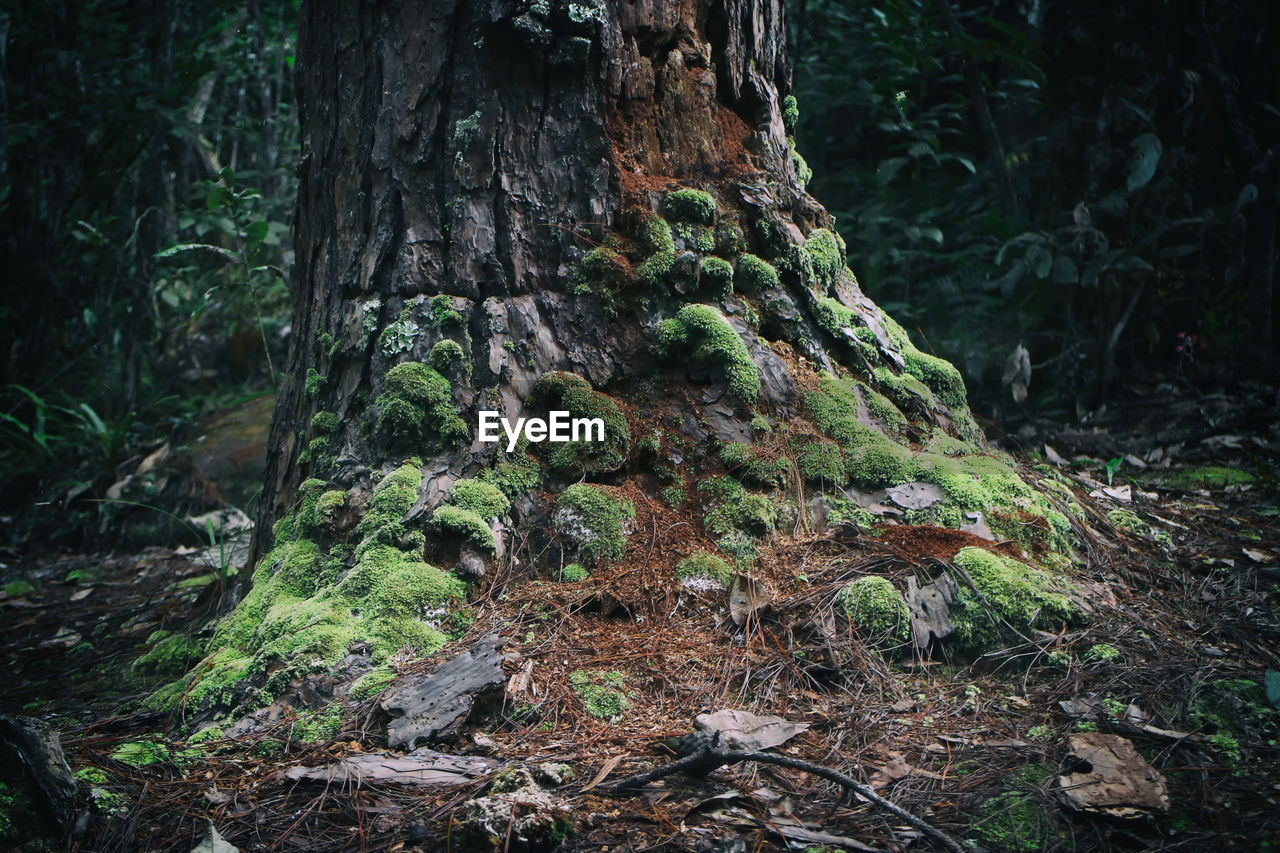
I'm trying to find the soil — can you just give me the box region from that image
[2,377,1279,852]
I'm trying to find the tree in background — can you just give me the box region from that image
[792,0,1277,410]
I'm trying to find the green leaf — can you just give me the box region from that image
[244,220,269,246]
[153,243,241,263]
[205,185,231,210]
[1026,244,1052,279]
[1051,256,1078,284]
[1126,132,1162,192]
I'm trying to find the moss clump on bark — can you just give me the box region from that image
[428,339,468,377]
[719,441,789,488]
[375,362,468,447]
[804,228,843,289]
[735,253,779,293]
[675,551,733,589]
[657,305,760,402]
[530,371,630,473]
[448,478,511,519]
[431,505,497,552]
[576,246,632,294]
[951,546,1080,651]
[699,256,734,296]
[662,188,716,224]
[554,484,634,564]
[570,670,630,721]
[429,294,463,327]
[636,216,675,290]
[792,436,846,485]
[478,452,542,500]
[836,576,910,642]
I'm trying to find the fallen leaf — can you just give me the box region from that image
[580,755,626,792]
[694,709,809,751]
[1044,444,1067,466]
[191,821,239,853]
[1243,548,1275,563]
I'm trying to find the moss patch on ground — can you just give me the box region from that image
[553,484,634,565]
[836,576,910,643]
[675,551,734,589]
[154,462,465,717]
[951,546,1081,652]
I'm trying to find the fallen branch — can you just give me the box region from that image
[605,734,964,853]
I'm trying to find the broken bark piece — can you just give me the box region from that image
[905,572,958,651]
[282,749,496,786]
[381,633,506,750]
[1054,733,1170,818]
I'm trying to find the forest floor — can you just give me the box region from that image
[2,378,1279,853]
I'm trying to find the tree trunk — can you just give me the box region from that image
[175,0,1075,722]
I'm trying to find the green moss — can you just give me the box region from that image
[705,492,776,537]
[857,382,908,430]
[735,253,779,293]
[577,246,631,294]
[560,562,589,582]
[354,463,422,550]
[431,505,497,552]
[974,765,1058,853]
[428,339,468,376]
[951,547,1080,651]
[111,738,170,767]
[376,362,468,446]
[294,702,345,743]
[837,576,910,642]
[310,411,338,435]
[663,188,716,224]
[570,670,630,721]
[530,371,631,473]
[636,216,676,290]
[478,452,542,500]
[449,478,511,518]
[1107,508,1148,533]
[554,484,634,564]
[1160,465,1256,491]
[305,367,324,396]
[698,475,745,504]
[699,256,734,296]
[720,441,789,488]
[793,436,847,485]
[782,94,799,133]
[429,294,463,327]
[675,551,733,588]
[133,631,201,678]
[813,296,855,335]
[656,305,760,401]
[790,143,812,189]
[660,485,688,508]
[312,490,346,527]
[3,579,34,597]
[804,229,843,289]
[350,665,396,700]
[902,347,968,410]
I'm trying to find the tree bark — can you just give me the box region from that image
[188,0,1065,722]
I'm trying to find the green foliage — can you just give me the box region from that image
[663,188,717,224]
[554,484,635,564]
[478,453,542,501]
[657,305,760,401]
[560,563,589,582]
[950,547,1080,651]
[429,294,464,327]
[804,229,843,289]
[699,256,735,297]
[431,505,497,552]
[636,216,676,290]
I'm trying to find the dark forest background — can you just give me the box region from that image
[2,0,1275,547]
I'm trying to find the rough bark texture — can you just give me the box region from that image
[177,0,1077,723]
